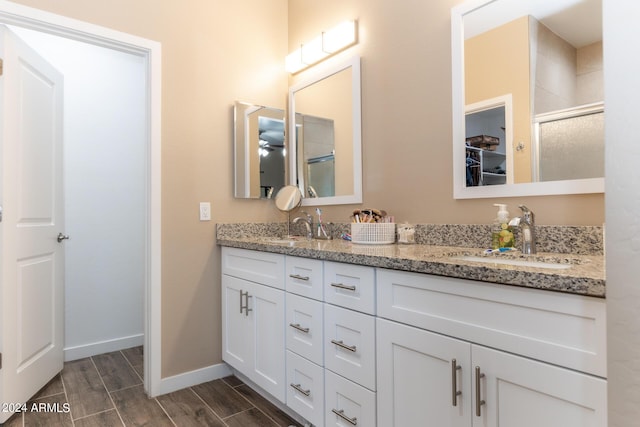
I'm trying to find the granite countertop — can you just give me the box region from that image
[217,235,605,298]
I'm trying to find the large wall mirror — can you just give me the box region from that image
[452,0,604,199]
[289,55,362,206]
[233,101,286,199]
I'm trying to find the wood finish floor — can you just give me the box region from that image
[2,347,301,427]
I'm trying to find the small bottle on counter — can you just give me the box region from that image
[491,204,514,249]
[397,223,416,244]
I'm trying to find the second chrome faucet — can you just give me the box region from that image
[509,205,536,254]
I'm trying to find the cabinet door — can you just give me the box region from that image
[222,275,253,374]
[376,318,471,427]
[250,281,286,402]
[472,345,607,427]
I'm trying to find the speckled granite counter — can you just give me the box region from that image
[216,223,605,298]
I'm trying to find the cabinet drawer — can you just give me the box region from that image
[286,351,324,427]
[324,304,376,391]
[285,256,323,300]
[222,247,285,289]
[324,262,376,314]
[377,268,607,377]
[325,369,376,427]
[286,293,324,366]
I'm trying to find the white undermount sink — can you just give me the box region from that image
[450,255,573,270]
[265,237,306,246]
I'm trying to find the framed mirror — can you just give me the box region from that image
[289,55,362,206]
[451,0,604,199]
[233,101,286,199]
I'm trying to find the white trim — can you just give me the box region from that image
[0,0,162,397]
[64,334,144,362]
[157,363,232,396]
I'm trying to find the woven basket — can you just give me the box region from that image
[351,223,396,245]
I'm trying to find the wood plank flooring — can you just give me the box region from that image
[2,347,301,427]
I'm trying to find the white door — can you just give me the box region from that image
[377,318,472,427]
[472,345,607,427]
[0,25,64,423]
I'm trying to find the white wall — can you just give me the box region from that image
[603,1,640,425]
[12,27,146,360]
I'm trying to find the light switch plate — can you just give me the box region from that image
[199,202,211,221]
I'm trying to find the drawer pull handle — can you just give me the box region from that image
[290,383,311,396]
[240,290,252,317]
[475,366,485,417]
[451,359,462,406]
[331,339,357,352]
[289,274,310,281]
[331,409,358,426]
[330,282,356,291]
[289,323,310,333]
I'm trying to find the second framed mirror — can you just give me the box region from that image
[289,55,362,206]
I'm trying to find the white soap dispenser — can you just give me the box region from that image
[492,204,514,249]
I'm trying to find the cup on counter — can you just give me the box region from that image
[397,223,416,244]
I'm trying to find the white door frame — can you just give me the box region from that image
[0,0,162,397]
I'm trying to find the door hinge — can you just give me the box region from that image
[0,352,2,370]
[0,58,3,76]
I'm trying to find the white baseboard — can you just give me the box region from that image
[64,334,144,361]
[157,363,232,396]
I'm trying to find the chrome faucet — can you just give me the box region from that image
[509,205,536,254]
[293,211,313,239]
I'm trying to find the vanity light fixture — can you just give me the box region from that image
[285,20,357,73]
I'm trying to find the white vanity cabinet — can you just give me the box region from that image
[221,247,286,402]
[376,269,608,427]
[221,247,606,427]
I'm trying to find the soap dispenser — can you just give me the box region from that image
[491,204,514,249]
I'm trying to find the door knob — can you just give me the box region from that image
[57,233,70,242]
